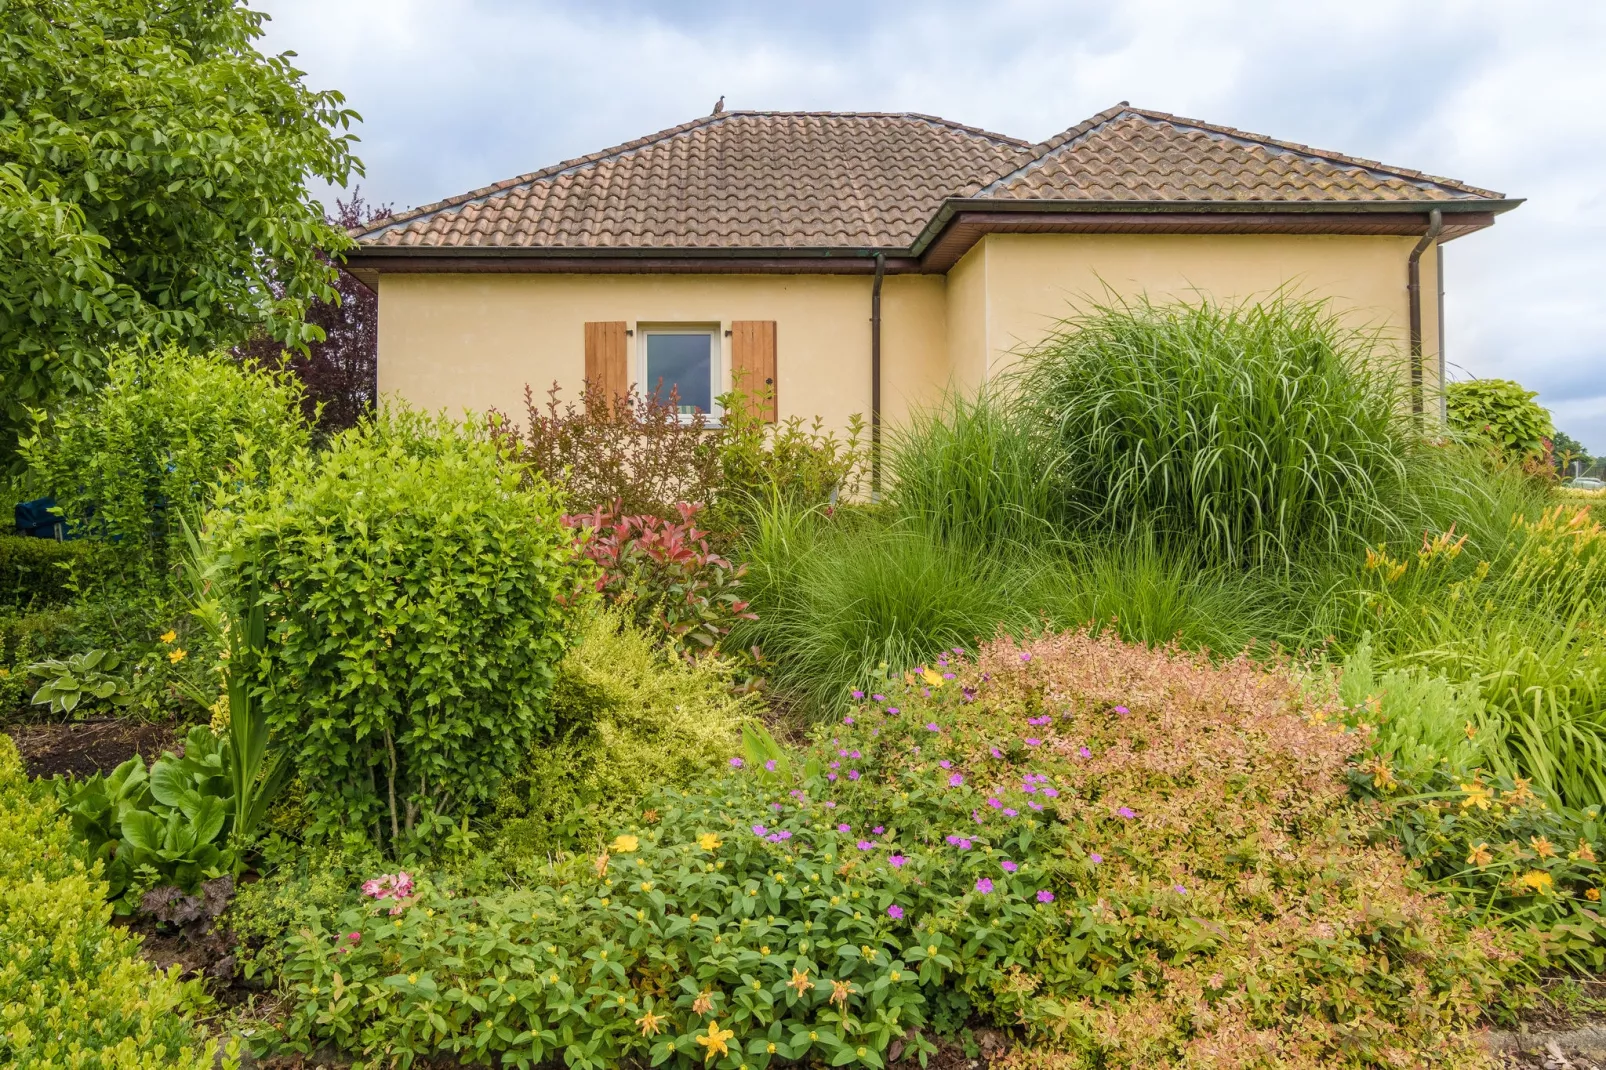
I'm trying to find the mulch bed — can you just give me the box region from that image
[3,716,185,779]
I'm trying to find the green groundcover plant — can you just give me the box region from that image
[0,734,229,1069]
[1446,379,1554,464]
[266,630,1517,1069]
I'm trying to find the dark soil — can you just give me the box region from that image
[3,716,184,778]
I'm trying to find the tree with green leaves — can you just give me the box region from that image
[0,0,361,459]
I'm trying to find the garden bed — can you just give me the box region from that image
[2,715,184,778]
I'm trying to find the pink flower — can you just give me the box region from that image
[887,904,904,920]
[889,854,907,867]
[1114,706,1129,715]
[975,878,994,894]
[887,707,900,715]
[851,689,865,699]
[925,723,940,732]
[872,694,886,702]
[824,800,836,808]
[827,772,838,781]
[1041,788,1059,798]
[1026,715,1051,726]
[1000,860,1018,872]
[857,840,874,851]
[1078,747,1092,759]
[990,747,1003,759]
[948,773,964,787]
[764,759,777,772]
[1117,807,1135,819]
[752,824,768,835]
[939,760,952,769]
[943,673,955,680]
[872,826,884,834]
[347,931,362,943]
[848,770,861,781]
[1024,738,1042,747]
[987,797,1002,809]
[1174,884,1187,894]
[1019,652,1031,663]
[838,824,852,833]
[1036,889,1054,903]
[1003,808,1018,816]
[843,716,856,725]
[850,750,861,759]
[730,757,744,768]
[1089,853,1103,864]
[1028,801,1043,811]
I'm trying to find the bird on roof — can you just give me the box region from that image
[711,95,724,115]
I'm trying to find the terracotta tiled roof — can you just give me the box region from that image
[978,106,1501,203]
[354,106,1506,252]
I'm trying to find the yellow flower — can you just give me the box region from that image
[759,945,770,955]
[635,1009,666,1036]
[690,913,700,922]
[1466,842,1493,867]
[611,834,639,854]
[1578,840,1597,863]
[697,832,722,851]
[1587,888,1601,902]
[168,648,188,664]
[766,1043,777,1054]
[1459,782,1492,811]
[407,973,418,984]
[921,668,944,688]
[1519,870,1555,894]
[1464,721,1477,740]
[695,1021,734,1063]
[1531,836,1557,859]
[890,970,902,981]
[160,630,177,643]
[640,881,654,892]
[786,969,813,996]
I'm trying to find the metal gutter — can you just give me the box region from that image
[1407,207,1444,417]
[870,252,885,497]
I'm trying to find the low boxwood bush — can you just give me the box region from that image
[0,733,224,1068]
[492,609,760,861]
[266,631,1514,1068]
[0,533,107,609]
[207,409,590,852]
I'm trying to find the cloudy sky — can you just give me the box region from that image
[256,0,1606,450]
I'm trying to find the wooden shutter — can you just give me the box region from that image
[584,321,629,411]
[730,320,777,423]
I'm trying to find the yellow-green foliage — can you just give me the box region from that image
[0,734,224,1069]
[494,610,759,859]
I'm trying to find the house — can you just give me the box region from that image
[346,104,1518,451]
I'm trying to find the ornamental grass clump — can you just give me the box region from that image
[1014,295,1413,567]
[269,630,1516,1069]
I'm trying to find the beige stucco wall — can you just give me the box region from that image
[376,233,1445,433]
[965,232,1442,397]
[376,272,949,438]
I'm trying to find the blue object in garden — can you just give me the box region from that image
[15,497,67,540]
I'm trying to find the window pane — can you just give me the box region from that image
[645,333,712,414]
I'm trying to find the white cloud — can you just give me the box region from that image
[254,0,1606,449]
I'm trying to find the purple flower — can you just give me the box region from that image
[1042,788,1059,798]
[857,840,874,851]
[1089,853,1103,864]
[843,716,856,726]
[850,750,861,759]
[872,694,886,702]
[827,772,838,781]
[889,854,907,867]
[948,773,964,787]
[976,878,994,894]
[851,689,865,699]
[925,723,940,732]
[1023,784,1037,794]
[829,761,841,769]
[887,904,904,920]
[1000,860,1018,873]
[847,770,861,781]
[990,747,1003,759]
[1114,705,1129,715]
[1019,652,1032,663]
[838,749,849,757]
[921,688,931,698]
[1036,889,1055,903]
[887,707,900,715]
[1002,808,1018,817]
[986,797,1002,809]
[1078,747,1092,759]
[1174,884,1187,894]
[771,802,783,811]
[962,687,976,702]
[730,757,744,768]
[1024,738,1042,747]
[773,830,792,841]
[752,824,767,835]
[943,672,955,680]
[1116,807,1135,819]
[938,760,952,769]
[872,826,884,835]
[838,824,852,833]
[1028,801,1043,811]
[824,800,836,808]
[1027,715,1051,726]
[953,647,965,655]
[764,759,777,772]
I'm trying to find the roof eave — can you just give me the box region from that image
[907,196,1524,257]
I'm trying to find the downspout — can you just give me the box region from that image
[1437,243,1447,424]
[870,252,885,498]
[1407,207,1443,417]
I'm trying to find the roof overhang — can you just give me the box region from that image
[344,196,1521,284]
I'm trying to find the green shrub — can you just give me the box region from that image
[0,733,224,1068]
[207,409,589,852]
[1014,295,1413,567]
[266,631,1513,1069]
[228,843,374,988]
[0,533,108,609]
[20,346,308,588]
[492,610,759,862]
[1447,377,1555,463]
[1339,636,1488,785]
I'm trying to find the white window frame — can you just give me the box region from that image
[634,323,724,424]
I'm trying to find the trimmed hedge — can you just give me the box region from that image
[0,533,103,609]
[0,733,224,1068]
